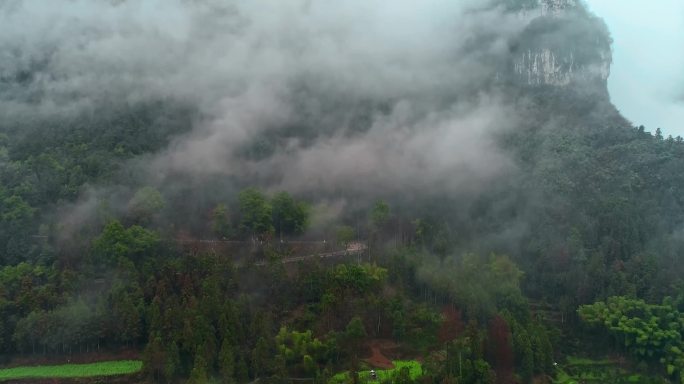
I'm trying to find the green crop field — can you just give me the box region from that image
[329,360,422,383]
[0,360,142,381]
[552,356,667,384]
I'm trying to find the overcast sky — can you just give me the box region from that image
[584,0,684,137]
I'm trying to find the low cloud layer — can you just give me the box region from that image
[2,0,545,207]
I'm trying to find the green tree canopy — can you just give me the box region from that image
[91,220,160,266]
[127,186,165,224]
[336,225,356,248]
[237,188,273,238]
[579,296,684,381]
[370,200,390,229]
[211,203,232,239]
[271,191,309,237]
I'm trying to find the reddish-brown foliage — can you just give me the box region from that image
[487,315,514,384]
[438,306,465,343]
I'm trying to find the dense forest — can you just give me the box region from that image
[1,0,684,383]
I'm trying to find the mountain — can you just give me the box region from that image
[512,0,611,88]
[0,1,683,383]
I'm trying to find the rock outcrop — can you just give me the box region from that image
[510,0,612,89]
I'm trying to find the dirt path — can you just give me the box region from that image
[254,242,367,266]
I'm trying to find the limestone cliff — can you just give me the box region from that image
[509,0,612,89]
[541,0,577,16]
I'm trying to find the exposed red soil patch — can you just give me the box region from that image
[439,305,465,343]
[363,339,398,369]
[532,374,553,384]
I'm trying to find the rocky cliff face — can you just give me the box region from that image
[510,0,612,89]
[513,46,610,87]
[541,0,577,16]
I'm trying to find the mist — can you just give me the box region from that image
[0,0,623,261]
[6,3,684,381]
[0,0,540,209]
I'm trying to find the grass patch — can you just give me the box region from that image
[553,356,667,384]
[565,356,614,367]
[329,360,422,383]
[0,360,142,381]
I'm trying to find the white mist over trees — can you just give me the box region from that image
[1,1,684,383]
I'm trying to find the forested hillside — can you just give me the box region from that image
[1,0,683,383]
